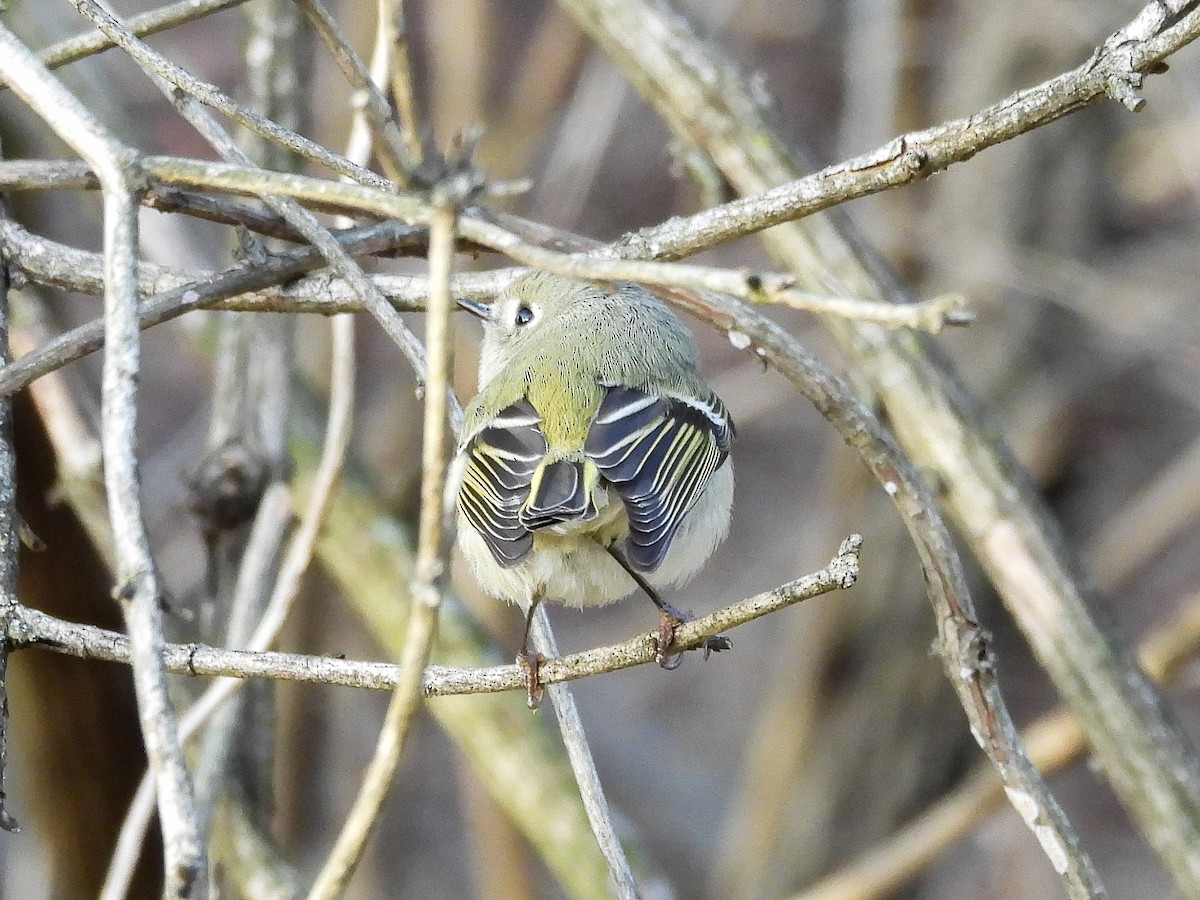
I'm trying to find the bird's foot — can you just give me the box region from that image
[655,603,731,668]
[656,605,687,669]
[517,648,545,709]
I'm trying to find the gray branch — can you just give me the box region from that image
[0,22,203,896]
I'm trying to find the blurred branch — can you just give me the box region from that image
[377,0,425,164]
[601,1,1200,262]
[27,0,250,75]
[191,6,309,892]
[8,536,861,695]
[798,578,1200,900]
[0,21,205,897]
[0,194,19,836]
[62,0,386,190]
[290,0,418,185]
[560,0,1200,893]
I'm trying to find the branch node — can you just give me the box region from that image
[112,576,139,604]
[902,146,930,173]
[830,533,862,588]
[1105,68,1147,111]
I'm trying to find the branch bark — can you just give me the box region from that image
[559,0,1200,893]
[0,21,203,896]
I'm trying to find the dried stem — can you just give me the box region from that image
[9,536,861,695]
[306,195,456,900]
[561,0,1200,892]
[29,0,251,75]
[0,21,203,896]
[0,193,19,835]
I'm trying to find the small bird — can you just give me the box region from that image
[451,271,735,702]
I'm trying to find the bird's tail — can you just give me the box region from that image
[519,457,601,530]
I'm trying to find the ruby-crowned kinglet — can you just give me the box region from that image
[452,272,734,694]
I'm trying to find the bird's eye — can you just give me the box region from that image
[515,304,535,326]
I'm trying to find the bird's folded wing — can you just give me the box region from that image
[585,385,733,572]
[456,399,546,566]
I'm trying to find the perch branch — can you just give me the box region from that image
[7,536,861,694]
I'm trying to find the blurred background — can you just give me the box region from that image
[2,0,1200,897]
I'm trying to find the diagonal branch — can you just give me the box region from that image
[560,0,1200,893]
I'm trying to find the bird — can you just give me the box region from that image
[451,271,735,704]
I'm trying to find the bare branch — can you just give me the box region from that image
[0,188,20,836]
[527,608,641,899]
[306,196,456,900]
[68,1,437,403]
[0,218,420,400]
[560,0,1200,892]
[63,0,386,190]
[601,3,1200,263]
[0,21,203,895]
[30,0,251,75]
[290,0,418,185]
[8,536,861,695]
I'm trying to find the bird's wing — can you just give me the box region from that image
[585,385,734,572]
[456,399,546,567]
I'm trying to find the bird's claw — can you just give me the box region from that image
[656,607,731,667]
[517,649,545,709]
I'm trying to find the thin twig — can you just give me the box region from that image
[796,578,1200,900]
[0,217,421,400]
[0,21,204,895]
[528,607,642,899]
[8,536,861,694]
[562,0,1200,892]
[58,5,438,429]
[597,4,1200,263]
[30,0,251,75]
[305,7,438,891]
[62,0,386,190]
[69,154,967,333]
[290,0,417,184]
[0,193,20,835]
[306,194,457,900]
[379,0,426,163]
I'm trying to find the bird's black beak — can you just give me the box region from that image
[456,297,493,322]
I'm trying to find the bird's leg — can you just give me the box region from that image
[518,596,545,709]
[604,545,730,668]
